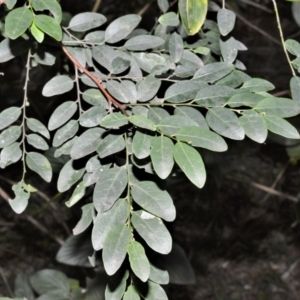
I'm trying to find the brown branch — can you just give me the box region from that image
[138,0,155,16]
[92,0,102,12]
[62,46,128,116]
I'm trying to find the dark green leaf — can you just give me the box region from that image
[73,203,94,235]
[150,136,174,179]
[206,108,245,140]
[102,224,131,275]
[52,120,79,147]
[148,107,170,124]
[111,56,131,74]
[241,78,275,92]
[0,107,21,130]
[125,35,164,51]
[132,181,175,221]
[227,92,264,108]
[93,166,127,213]
[157,115,198,135]
[26,152,52,182]
[0,126,21,148]
[174,106,208,129]
[70,128,105,159]
[129,115,156,131]
[137,75,161,102]
[132,210,172,254]
[92,45,117,72]
[97,134,125,158]
[173,142,206,188]
[42,75,74,97]
[34,15,62,41]
[106,80,137,104]
[26,134,49,151]
[69,12,107,32]
[92,199,128,251]
[26,118,50,139]
[100,113,128,129]
[132,130,154,159]
[80,106,106,128]
[0,142,22,168]
[128,241,150,282]
[8,182,29,214]
[57,159,85,192]
[217,8,236,36]
[239,110,267,143]
[31,0,62,22]
[5,7,33,40]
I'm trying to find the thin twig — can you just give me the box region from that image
[138,0,155,16]
[240,0,273,13]
[62,46,128,116]
[0,265,14,298]
[227,176,298,203]
[92,0,102,12]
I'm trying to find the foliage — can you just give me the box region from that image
[1,0,300,299]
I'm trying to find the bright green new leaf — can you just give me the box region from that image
[69,12,107,32]
[131,181,176,221]
[0,142,22,168]
[31,22,45,43]
[239,110,268,143]
[178,0,208,35]
[123,286,140,300]
[52,120,79,147]
[173,142,206,188]
[102,224,131,275]
[150,136,174,179]
[72,203,94,235]
[26,152,52,182]
[5,7,33,40]
[65,181,86,207]
[0,126,21,149]
[92,199,128,250]
[0,107,21,130]
[175,126,228,152]
[132,210,172,254]
[26,134,49,151]
[8,182,29,214]
[42,75,74,97]
[129,115,156,131]
[100,112,128,129]
[31,0,62,22]
[93,167,127,213]
[127,241,150,282]
[34,15,62,41]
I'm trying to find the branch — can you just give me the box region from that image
[62,46,128,116]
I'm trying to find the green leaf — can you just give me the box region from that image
[26,134,49,151]
[150,136,174,179]
[30,269,69,295]
[0,142,22,168]
[31,0,62,22]
[31,22,45,43]
[149,264,169,285]
[241,78,275,92]
[137,75,161,102]
[92,45,117,72]
[206,108,245,140]
[169,32,184,63]
[105,14,141,43]
[174,106,209,129]
[157,115,198,135]
[148,107,170,125]
[97,134,125,158]
[48,101,77,131]
[42,75,74,97]
[0,38,31,63]
[239,110,267,143]
[123,285,140,300]
[0,107,21,130]
[132,130,154,159]
[129,115,156,131]
[164,80,207,103]
[254,97,300,118]
[8,182,29,214]
[193,62,234,83]
[26,118,50,139]
[195,85,235,107]
[128,241,150,282]
[220,37,238,64]
[290,76,300,102]
[73,203,94,235]
[105,271,129,300]
[26,152,52,182]
[92,199,128,251]
[93,166,127,213]
[102,224,131,276]
[5,7,33,39]
[100,112,128,129]
[132,181,175,221]
[0,126,21,148]
[173,142,206,188]
[227,92,264,108]
[124,35,164,51]
[175,126,228,152]
[69,12,107,32]
[65,181,86,207]
[106,80,137,104]
[263,115,300,139]
[14,272,35,300]
[158,12,179,26]
[217,8,236,36]
[70,128,105,159]
[132,210,172,254]
[111,56,131,74]
[79,106,106,128]
[141,281,168,300]
[82,88,108,107]
[57,159,85,192]
[178,0,208,35]
[5,0,17,9]
[52,120,79,147]
[285,39,300,56]
[34,15,62,41]
[54,136,78,158]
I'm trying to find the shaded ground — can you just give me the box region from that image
[2,0,300,299]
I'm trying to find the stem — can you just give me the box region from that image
[271,0,296,76]
[20,50,31,181]
[222,0,225,9]
[74,67,84,115]
[62,46,129,116]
